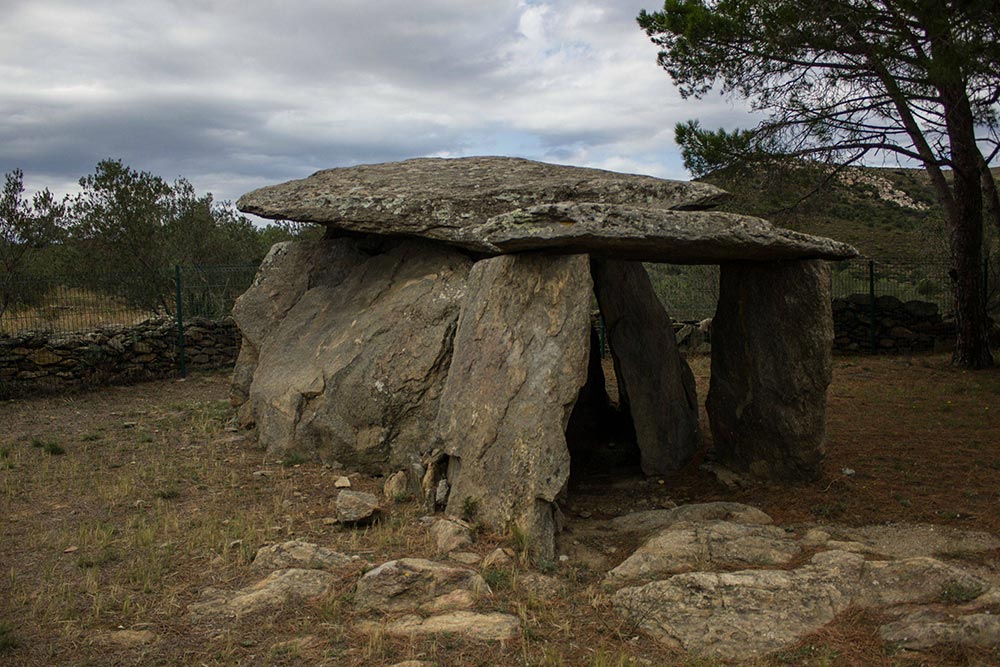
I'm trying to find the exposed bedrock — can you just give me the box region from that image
[238,235,472,471]
[591,259,699,475]
[706,260,834,480]
[438,253,592,560]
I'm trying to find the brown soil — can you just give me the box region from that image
[1,355,998,667]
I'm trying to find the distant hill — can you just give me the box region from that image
[696,163,1000,263]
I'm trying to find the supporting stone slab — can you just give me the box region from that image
[439,253,592,560]
[592,259,700,475]
[706,260,833,480]
[244,237,472,471]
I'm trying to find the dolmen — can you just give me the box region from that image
[231,157,858,558]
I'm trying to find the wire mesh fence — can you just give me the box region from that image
[648,257,995,322]
[0,257,993,337]
[0,264,259,336]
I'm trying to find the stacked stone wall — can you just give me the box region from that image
[0,317,239,398]
[831,295,955,353]
[671,295,955,355]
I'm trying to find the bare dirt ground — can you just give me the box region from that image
[1,354,999,667]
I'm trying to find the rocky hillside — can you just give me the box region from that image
[697,164,1000,262]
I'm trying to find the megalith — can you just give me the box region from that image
[437,253,592,560]
[232,156,858,556]
[241,236,472,471]
[591,259,700,475]
[706,260,834,480]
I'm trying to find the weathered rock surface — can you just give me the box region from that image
[483,203,859,262]
[188,569,334,622]
[856,557,989,607]
[380,611,520,642]
[430,518,474,554]
[231,240,365,408]
[591,259,699,474]
[243,236,471,471]
[839,523,1000,559]
[613,551,865,658]
[609,502,773,535]
[383,471,409,501]
[613,539,993,658]
[239,157,725,237]
[482,547,516,570]
[607,520,800,582]
[336,490,382,525]
[253,540,353,570]
[880,610,1000,650]
[354,558,489,613]
[438,253,592,560]
[238,157,858,262]
[707,260,834,480]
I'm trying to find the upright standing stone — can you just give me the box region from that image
[707,260,833,480]
[438,253,592,559]
[592,259,700,475]
[245,237,472,471]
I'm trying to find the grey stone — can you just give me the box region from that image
[607,520,800,583]
[481,547,516,571]
[336,490,382,525]
[612,551,865,658]
[354,558,489,613]
[609,502,773,535]
[856,557,989,607]
[238,158,858,262]
[881,610,1000,650]
[188,569,334,622]
[253,540,353,570]
[707,260,834,480]
[231,241,359,408]
[439,253,592,560]
[238,156,726,242]
[839,523,1000,559]
[482,202,859,262]
[244,236,471,471]
[430,518,474,554]
[383,471,409,501]
[380,611,520,642]
[591,259,699,474]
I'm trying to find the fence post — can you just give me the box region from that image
[175,264,187,379]
[868,259,878,352]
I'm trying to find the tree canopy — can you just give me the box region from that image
[0,169,65,320]
[639,0,999,367]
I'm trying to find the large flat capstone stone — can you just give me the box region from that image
[438,252,592,560]
[238,157,858,262]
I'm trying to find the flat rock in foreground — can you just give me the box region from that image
[238,157,858,262]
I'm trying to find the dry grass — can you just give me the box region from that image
[0,286,152,335]
[0,356,998,666]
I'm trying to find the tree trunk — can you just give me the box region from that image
[942,88,994,368]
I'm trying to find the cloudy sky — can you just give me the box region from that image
[1,0,748,206]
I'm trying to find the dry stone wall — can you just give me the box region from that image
[831,294,955,352]
[0,317,239,398]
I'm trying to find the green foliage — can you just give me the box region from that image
[639,0,1000,365]
[64,159,271,313]
[674,120,759,178]
[0,169,66,321]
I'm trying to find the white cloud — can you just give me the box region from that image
[0,0,755,203]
